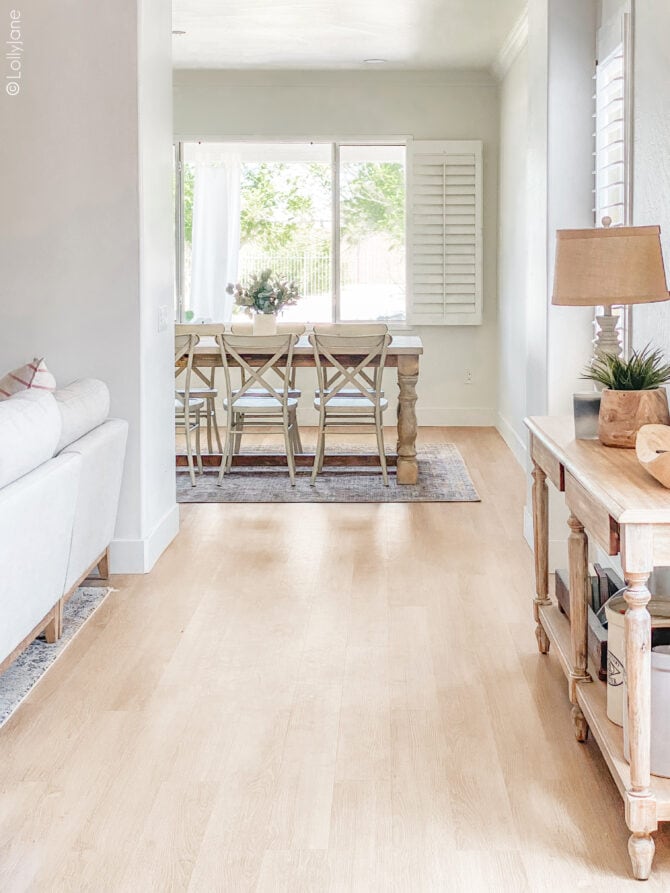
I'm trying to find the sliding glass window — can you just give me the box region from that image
[174,141,406,324]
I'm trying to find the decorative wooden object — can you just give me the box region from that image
[636,424,670,488]
[598,388,670,448]
[525,414,670,880]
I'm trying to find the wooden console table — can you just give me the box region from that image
[525,415,670,881]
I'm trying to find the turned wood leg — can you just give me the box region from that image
[567,513,591,742]
[621,526,657,879]
[531,463,551,653]
[623,570,652,796]
[628,832,655,881]
[98,549,110,580]
[396,355,419,485]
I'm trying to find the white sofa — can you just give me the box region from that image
[0,380,128,672]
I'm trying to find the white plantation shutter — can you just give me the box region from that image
[594,45,626,228]
[408,140,483,325]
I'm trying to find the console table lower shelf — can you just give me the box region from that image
[539,603,670,825]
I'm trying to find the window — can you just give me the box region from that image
[174,141,406,324]
[593,4,632,353]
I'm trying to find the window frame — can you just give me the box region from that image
[173,137,410,327]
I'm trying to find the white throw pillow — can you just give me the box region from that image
[0,358,56,401]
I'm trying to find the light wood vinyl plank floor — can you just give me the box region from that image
[1,428,669,891]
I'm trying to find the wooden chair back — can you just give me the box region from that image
[231,324,305,388]
[230,323,306,336]
[312,324,388,337]
[309,329,391,407]
[216,333,298,409]
[175,323,224,389]
[175,332,200,406]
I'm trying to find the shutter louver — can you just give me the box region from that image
[409,140,483,325]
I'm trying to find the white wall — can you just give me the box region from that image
[174,70,500,425]
[630,0,670,353]
[0,0,177,573]
[497,44,529,466]
[497,0,597,568]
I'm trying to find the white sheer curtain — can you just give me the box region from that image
[190,151,241,322]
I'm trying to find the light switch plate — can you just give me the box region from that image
[158,305,170,333]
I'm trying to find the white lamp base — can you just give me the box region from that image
[594,312,622,359]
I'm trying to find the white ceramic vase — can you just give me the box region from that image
[252,313,277,336]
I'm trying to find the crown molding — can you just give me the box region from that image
[492,4,529,80]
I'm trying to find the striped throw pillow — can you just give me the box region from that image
[0,358,57,401]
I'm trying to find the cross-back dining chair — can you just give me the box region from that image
[215,332,300,486]
[175,332,205,486]
[309,326,392,486]
[175,323,224,456]
[230,322,305,454]
[312,324,388,401]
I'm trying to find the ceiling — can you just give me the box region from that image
[172,0,526,71]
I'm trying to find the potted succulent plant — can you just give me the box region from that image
[582,345,670,448]
[226,269,301,335]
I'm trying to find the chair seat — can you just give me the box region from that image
[314,396,388,413]
[175,397,205,412]
[177,387,218,398]
[235,387,301,400]
[314,388,384,399]
[226,396,299,413]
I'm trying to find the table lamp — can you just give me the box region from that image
[552,219,670,360]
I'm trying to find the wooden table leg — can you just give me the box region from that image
[567,513,591,742]
[621,525,656,881]
[396,355,419,485]
[531,463,551,654]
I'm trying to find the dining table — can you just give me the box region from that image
[178,333,424,484]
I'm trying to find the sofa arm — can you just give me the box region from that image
[61,418,128,592]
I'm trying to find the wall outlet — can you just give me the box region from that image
[464,369,473,385]
[158,305,169,333]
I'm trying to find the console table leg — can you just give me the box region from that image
[621,527,657,879]
[623,568,653,796]
[568,513,591,742]
[628,832,655,881]
[531,462,551,653]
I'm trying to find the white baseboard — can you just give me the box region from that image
[523,505,568,570]
[109,502,180,574]
[416,406,497,426]
[496,412,527,469]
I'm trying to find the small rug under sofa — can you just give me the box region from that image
[0,586,113,728]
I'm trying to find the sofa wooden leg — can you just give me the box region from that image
[98,549,110,580]
[44,602,63,643]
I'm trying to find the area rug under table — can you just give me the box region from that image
[177,443,480,504]
[0,586,113,728]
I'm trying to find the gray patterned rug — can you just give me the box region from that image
[0,586,113,728]
[177,443,480,503]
